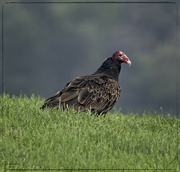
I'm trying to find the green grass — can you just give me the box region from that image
[0,93,179,171]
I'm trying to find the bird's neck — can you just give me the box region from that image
[93,57,121,81]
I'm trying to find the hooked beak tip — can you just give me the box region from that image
[127,60,131,66]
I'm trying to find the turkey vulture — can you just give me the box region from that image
[41,51,131,114]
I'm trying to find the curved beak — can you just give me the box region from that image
[123,53,131,67]
[127,60,131,66]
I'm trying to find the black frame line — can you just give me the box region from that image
[1,3,4,94]
[2,0,178,4]
[1,0,179,171]
[175,3,179,172]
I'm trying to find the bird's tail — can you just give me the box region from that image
[41,93,61,109]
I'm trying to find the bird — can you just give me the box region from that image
[41,51,131,115]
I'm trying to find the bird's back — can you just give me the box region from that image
[41,74,121,114]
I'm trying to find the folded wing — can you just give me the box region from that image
[41,75,121,114]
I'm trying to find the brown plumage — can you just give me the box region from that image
[41,51,131,115]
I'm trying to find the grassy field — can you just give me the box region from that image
[0,93,179,171]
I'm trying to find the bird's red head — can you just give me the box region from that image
[112,51,131,66]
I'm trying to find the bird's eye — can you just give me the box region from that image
[119,54,124,59]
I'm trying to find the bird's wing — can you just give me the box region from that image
[77,75,121,114]
[41,76,87,109]
[41,75,121,114]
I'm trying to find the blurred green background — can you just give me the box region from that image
[0,1,179,116]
